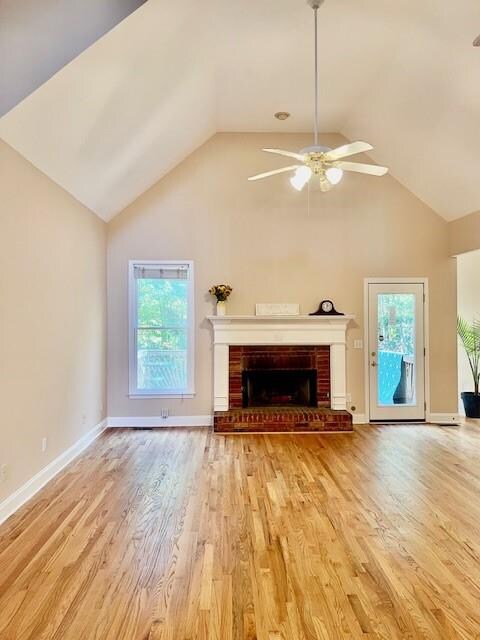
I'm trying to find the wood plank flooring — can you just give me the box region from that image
[1,424,480,639]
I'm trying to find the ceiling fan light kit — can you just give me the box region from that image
[248,0,389,192]
[290,166,312,191]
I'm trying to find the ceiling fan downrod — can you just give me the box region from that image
[307,0,325,149]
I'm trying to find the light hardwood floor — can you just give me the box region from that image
[1,424,480,639]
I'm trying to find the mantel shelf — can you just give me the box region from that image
[208,315,355,323]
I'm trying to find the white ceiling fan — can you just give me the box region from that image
[248,0,389,192]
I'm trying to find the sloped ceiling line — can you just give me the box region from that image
[1,0,480,222]
[0,0,147,117]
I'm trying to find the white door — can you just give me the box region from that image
[368,283,425,421]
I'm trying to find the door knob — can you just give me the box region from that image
[371,351,376,357]
[371,361,377,367]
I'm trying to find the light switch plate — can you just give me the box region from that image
[354,340,363,349]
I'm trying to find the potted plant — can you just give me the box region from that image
[457,315,480,418]
[209,284,233,316]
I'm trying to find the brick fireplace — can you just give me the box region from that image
[208,315,354,433]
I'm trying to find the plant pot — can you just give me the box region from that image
[461,392,480,418]
[216,301,226,316]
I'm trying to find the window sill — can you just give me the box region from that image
[129,393,196,399]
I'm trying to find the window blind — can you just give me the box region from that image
[133,264,189,280]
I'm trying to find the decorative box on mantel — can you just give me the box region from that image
[207,315,354,433]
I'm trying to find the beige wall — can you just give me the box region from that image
[0,140,107,503]
[449,210,480,257]
[457,249,480,414]
[107,133,457,419]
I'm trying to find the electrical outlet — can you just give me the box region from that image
[161,409,169,420]
[42,437,48,453]
[81,414,87,425]
[0,464,8,484]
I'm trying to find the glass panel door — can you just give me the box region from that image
[368,283,425,421]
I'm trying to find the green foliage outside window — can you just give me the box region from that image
[377,294,415,357]
[136,277,189,391]
[137,279,187,351]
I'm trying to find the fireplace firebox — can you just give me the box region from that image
[242,368,317,407]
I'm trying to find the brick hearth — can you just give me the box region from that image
[214,407,353,433]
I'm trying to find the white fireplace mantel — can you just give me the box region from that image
[208,315,354,412]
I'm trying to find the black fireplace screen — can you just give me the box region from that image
[242,368,317,408]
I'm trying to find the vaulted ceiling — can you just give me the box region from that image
[0,0,146,117]
[0,0,479,222]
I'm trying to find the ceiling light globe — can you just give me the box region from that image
[290,166,312,191]
[325,167,343,185]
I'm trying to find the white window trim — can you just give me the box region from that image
[128,260,195,398]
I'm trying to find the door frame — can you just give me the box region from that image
[363,277,430,423]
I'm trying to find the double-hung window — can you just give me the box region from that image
[129,261,194,397]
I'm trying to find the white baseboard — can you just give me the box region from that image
[427,413,460,424]
[0,418,107,527]
[353,413,460,425]
[107,415,213,428]
[352,413,368,425]
[108,414,369,428]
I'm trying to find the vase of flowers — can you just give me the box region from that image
[209,284,232,316]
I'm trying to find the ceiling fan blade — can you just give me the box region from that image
[324,141,373,161]
[248,165,300,181]
[262,148,307,161]
[336,161,389,176]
